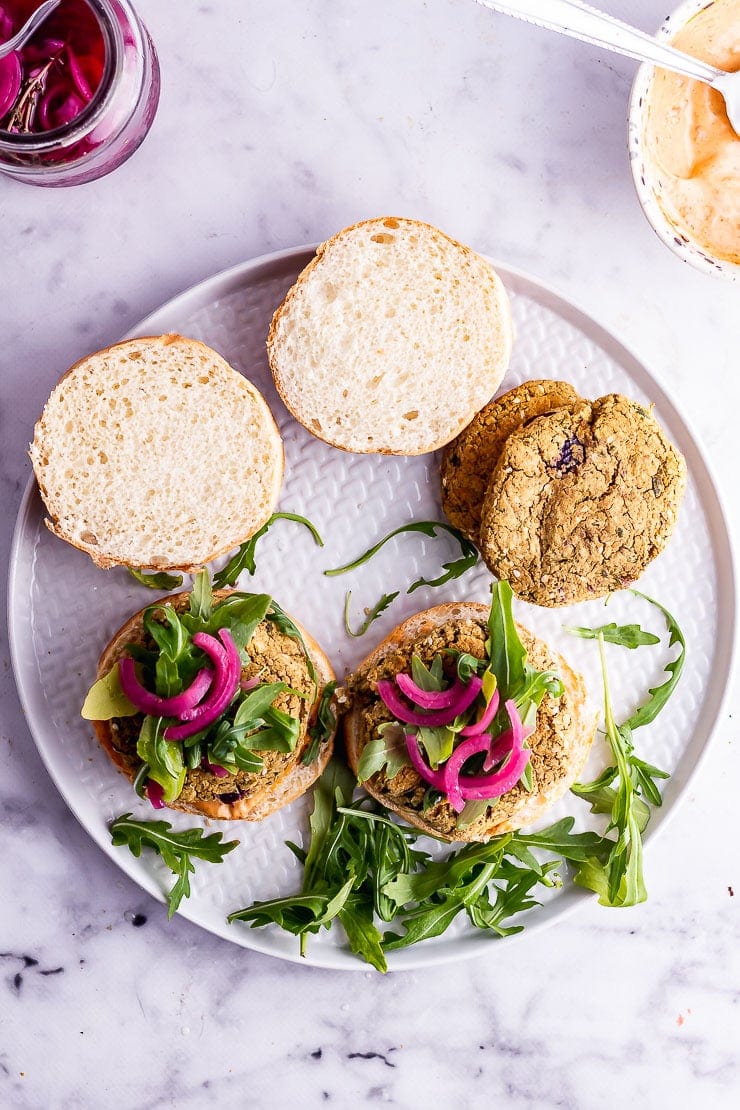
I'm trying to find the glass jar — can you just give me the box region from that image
[0,0,160,186]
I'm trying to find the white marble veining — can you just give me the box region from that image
[2,1,740,1107]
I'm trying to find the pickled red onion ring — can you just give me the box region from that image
[457,748,531,804]
[442,733,492,813]
[483,699,532,771]
[0,51,21,119]
[38,85,85,129]
[203,761,229,778]
[404,732,446,791]
[118,656,213,718]
[66,48,93,99]
[459,687,500,737]
[395,672,474,711]
[145,780,166,809]
[164,629,241,740]
[377,675,482,728]
[481,728,516,773]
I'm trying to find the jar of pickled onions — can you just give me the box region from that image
[0,0,159,185]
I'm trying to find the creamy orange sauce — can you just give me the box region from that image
[643,0,740,264]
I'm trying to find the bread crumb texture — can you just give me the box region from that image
[267,217,513,455]
[29,335,284,570]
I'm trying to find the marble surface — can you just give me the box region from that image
[1,1,739,1107]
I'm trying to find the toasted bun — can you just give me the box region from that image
[29,335,284,572]
[267,217,513,455]
[92,591,336,821]
[342,603,596,842]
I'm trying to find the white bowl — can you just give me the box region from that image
[628,0,740,282]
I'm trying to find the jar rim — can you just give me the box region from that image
[0,0,142,151]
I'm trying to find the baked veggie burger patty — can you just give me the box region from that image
[342,585,596,842]
[83,583,337,820]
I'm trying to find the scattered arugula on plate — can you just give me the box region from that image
[110,814,239,918]
[326,520,479,634]
[227,587,685,967]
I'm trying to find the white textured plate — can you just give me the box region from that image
[9,246,736,970]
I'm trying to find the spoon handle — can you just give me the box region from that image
[475,0,724,84]
[0,0,62,60]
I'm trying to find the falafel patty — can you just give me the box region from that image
[343,603,595,842]
[93,591,336,821]
[479,394,687,606]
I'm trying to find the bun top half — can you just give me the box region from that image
[30,334,284,572]
[267,217,513,455]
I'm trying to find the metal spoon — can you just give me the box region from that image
[475,0,740,137]
[0,0,62,60]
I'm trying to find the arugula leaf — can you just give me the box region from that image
[244,705,302,753]
[189,569,212,621]
[411,654,444,692]
[324,520,478,593]
[136,716,185,804]
[229,891,332,931]
[515,668,565,711]
[382,839,509,907]
[486,580,526,702]
[229,767,406,968]
[140,605,193,698]
[213,513,324,589]
[475,580,562,804]
[450,651,483,683]
[487,581,563,714]
[303,761,356,891]
[630,753,670,808]
[513,817,609,863]
[206,716,265,774]
[110,813,238,918]
[143,604,188,661]
[566,592,685,732]
[625,591,686,730]
[302,681,338,766]
[128,568,184,591]
[204,593,272,651]
[566,592,684,906]
[564,622,660,649]
[417,725,455,769]
[383,823,588,949]
[338,895,387,973]
[343,590,399,637]
[383,895,466,949]
[356,722,410,782]
[571,632,651,907]
[573,779,651,832]
[228,767,605,968]
[265,599,318,687]
[233,682,295,726]
[231,763,390,965]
